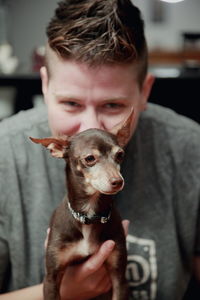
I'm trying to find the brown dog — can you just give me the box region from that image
[30,111,133,300]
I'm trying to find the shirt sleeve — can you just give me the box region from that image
[0,136,10,292]
[194,200,200,255]
[192,133,200,255]
[0,216,9,292]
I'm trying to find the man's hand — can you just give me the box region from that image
[60,240,115,300]
[45,220,129,300]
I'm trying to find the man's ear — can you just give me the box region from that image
[40,66,48,103]
[110,109,134,148]
[29,137,69,158]
[140,73,155,111]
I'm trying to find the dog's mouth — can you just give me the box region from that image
[101,190,121,195]
[95,181,124,195]
[87,175,124,195]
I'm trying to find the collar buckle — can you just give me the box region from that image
[68,202,111,225]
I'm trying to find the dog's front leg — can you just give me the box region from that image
[110,273,129,300]
[44,275,59,300]
[44,267,65,300]
[106,249,129,300]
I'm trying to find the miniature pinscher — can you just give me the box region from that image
[30,110,134,300]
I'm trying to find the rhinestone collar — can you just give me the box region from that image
[67,201,111,225]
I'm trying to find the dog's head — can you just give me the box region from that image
[30,110,134,195]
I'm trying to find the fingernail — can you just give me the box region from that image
[106,240,115,251]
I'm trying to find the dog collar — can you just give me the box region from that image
[67,201,111,225]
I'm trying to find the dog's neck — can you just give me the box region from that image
[66,164,113,224]
[67,201,112,225]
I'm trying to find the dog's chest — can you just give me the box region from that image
[78,225,98,255]
[58,225,98,266]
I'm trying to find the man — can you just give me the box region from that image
[0,0,200,299]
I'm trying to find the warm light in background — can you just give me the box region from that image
[160,0,184,3]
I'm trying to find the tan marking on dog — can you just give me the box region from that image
[85,177,90,184]
[58,226,98,267]
[77,165,81,171]
[84,173,97,195]
[82,148,124,194]
[82,193,99,216]
[47,143,64,158]
[88,163,124,194]
[111,146,121,155]
[92,149,100,157]
[85,185,96,195]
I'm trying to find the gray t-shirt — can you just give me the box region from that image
[0,103,200,300]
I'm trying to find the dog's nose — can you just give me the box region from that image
[111,177,123,189]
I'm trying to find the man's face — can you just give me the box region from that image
[41,50,153,140]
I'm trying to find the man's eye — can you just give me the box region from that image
[104,103,123,109]
[61,101,82,111]
[102,103,126,113]
[64,101,81,107]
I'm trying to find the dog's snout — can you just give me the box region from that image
[111,177,123,189]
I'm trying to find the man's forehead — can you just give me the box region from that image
[45,43,139,79]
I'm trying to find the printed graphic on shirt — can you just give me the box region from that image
[126,234,157,300]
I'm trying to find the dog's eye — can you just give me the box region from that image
[84,155,96,166]
[115,150,124,163]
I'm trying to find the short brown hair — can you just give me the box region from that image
[46,0,148,85]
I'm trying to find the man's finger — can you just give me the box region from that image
[78,240,115,278]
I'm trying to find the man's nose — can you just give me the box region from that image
[79,109,104,132]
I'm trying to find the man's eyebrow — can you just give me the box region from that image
[101,97,131,104]
[53,92,129,102]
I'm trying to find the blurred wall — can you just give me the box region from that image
[134,0,200,50]
[7,0,57,72]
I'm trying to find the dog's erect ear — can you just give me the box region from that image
[29,137,69,158]
[110,109,134,148]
